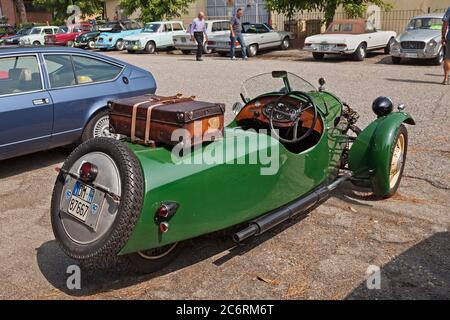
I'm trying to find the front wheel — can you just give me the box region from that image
[87,40,96,50]
[145,41,156,54]
[115,40,125,51]
[280,37,290,50]
[126,242,184,274]
[433,47,445,65]
[353,43,367,61]
[33,41,41,46]
[385,38,395,54]
[379,125,408,198]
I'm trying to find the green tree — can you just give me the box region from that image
[14,0,28,23]
[118,0,197,22]
[267,0,392,26]
[32,0,104,22]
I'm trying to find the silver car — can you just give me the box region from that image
[208,23,294,57]
[390,13,445,65]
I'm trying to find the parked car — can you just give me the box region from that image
[390,14,445,65]
[173,19,229,54]
[74,29,102,50]
[18,26,59,46]
[50,71,415,273]
[45,24,95,47]
[95,20,143,51]
[2,27,32,45]
[303,19,397,61]
[0,46,156,161]
[124,21,185,54]
[208,23,294,57]
[0,24,16,39]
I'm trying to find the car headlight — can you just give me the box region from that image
[391,39,400,51]
[426,39,438,52]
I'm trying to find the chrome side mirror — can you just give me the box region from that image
[318,78,326,91]
[398,103,406,111]
[232,102,244,115]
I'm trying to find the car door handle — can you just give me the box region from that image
[33,98,50,106]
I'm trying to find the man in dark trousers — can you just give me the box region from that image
[190,12,208,61]
[230,8,247,60]
[442,7,450,85]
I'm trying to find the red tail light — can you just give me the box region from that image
[207,41,215,45]
[109,37,113,42]
[228,41,240,46]
[79,162,98,182]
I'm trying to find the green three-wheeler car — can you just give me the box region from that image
[51,71,414,273]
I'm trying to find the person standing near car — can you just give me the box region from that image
[190,12,208,61]
[442,7,450,85]
[230,8,248,61]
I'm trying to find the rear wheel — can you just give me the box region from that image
[353,43,367,61]
[385,37,395,54]
[280,37,290,50]
[312,52,325,60]
[81,109,115,142]
[51,138,144,269]
[33,40,41,46]
[126,242,184,274]
[145,41,156,54]
[392,56,402,64]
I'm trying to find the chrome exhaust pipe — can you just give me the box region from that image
[233,175,351,243]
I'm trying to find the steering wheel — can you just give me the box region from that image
[269,91,318,144]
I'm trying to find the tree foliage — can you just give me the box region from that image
[266,0,392,26]
[118,0,197,22]
[32,0,104,22]
[14,0,28,23]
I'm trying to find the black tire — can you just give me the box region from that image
[127,49,135,54]
[145,41,156,54]
[248,44,258,57]
[115,40,125,51]
[392,56,402,64]
[280,37,290,50]
[87,40,96,50]
[33,41,41,46]
[125,242,184,274]
[312,52,325,60]
[353,43,367,61]
[51,138,144,269]
[433,47,445,65]
[385,37,395,54]
[181,49,191,55]
[81,109,110,143]
[376,125,408,199]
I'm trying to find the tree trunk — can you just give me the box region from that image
[14,0,28,24]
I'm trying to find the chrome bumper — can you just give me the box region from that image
[391,49,439,59]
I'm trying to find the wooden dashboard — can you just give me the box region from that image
[236,96,324,134]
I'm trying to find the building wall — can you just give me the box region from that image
[0,0,16,24]
[0,0,52,25]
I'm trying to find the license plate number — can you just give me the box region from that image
[181,38,187,43]
[405,53,417,58]
[320,45,330,51]
[67,182,95,222]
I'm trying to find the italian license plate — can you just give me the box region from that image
[320,44,330,51]
[181,38,187,43]
[219,42,229,48]
[405,53,417,58]
[67,182,95,222]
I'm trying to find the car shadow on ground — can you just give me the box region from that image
[297,52,386,63]
[0,148,70,180]
[376,56,440,66]
[346,232,450,300]
[385,78,444,85]
[36,205,317,297]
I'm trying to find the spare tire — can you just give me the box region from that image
[51,138,144,268]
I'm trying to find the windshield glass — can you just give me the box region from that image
[57,26,68,34]
[17,28,32,36]
[99,22,122,32]
[241,72,317,102]
[143,23,160,33]
[407,18,443,30]
[30,28,41,35]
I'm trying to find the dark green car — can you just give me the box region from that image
[51,71,415,273]
[74,30,101,50]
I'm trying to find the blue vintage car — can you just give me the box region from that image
[95,21,143,51]
[0,46,156,161]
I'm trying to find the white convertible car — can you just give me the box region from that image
[303,19,397,61]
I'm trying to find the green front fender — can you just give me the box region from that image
[348,112,415,196]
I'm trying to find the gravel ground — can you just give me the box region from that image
[0,49,449,300]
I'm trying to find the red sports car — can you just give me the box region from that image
[45,24,95,47]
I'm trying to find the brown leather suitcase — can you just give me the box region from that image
[108,94,225,147]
